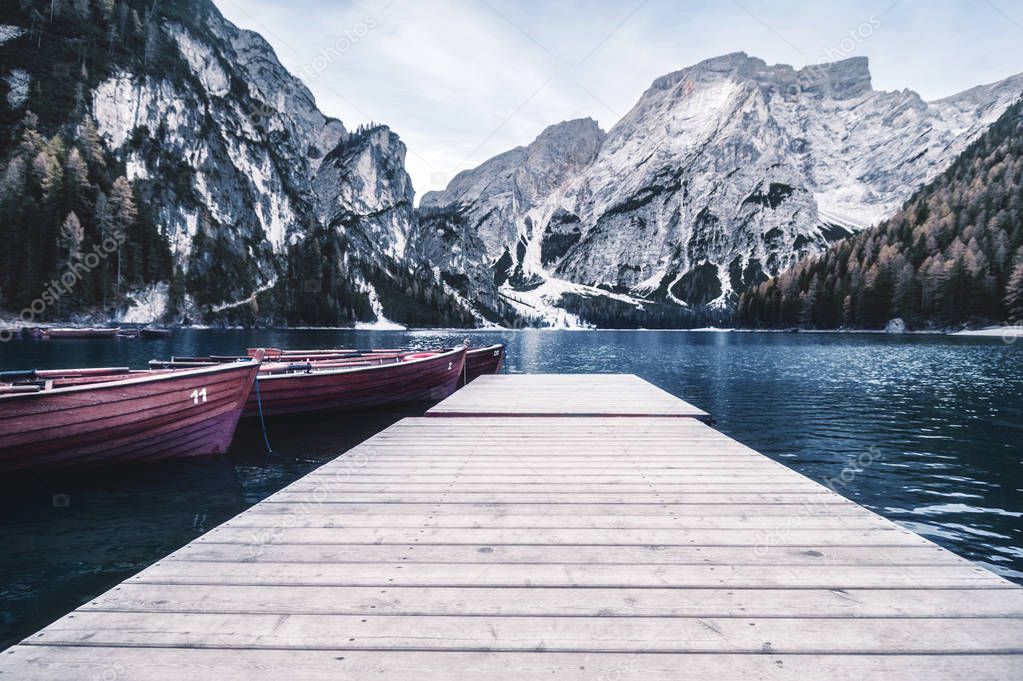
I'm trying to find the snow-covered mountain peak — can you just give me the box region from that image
[648,52,871,102]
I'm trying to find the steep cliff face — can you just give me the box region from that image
[410,118,605,324]
[418,52,1023,326]
[0,0,469,327]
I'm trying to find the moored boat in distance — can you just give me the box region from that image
[139,327,173,339]
[0,351,264,473]
[243,346,468,418]
[42,327,120,339]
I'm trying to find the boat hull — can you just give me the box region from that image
[43,327,120,339]
[245,347,467,418]
[464,344,504,384]
[0,361,261,473]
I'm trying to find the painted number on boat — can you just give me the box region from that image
[190,388,208,405]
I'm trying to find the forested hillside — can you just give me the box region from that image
[0,1,175,316]
[0,0,483,328]
[738,97,1023,329]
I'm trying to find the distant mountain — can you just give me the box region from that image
[737,96,1023,330]
[417,52,1023,327]
[0,0,479,327]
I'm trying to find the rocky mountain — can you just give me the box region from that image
[419,52,1023,327]
[2,7,1020,331]
[412,118,606,325]
[0,0,477,328]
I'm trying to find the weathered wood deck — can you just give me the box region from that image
[2,374,1022,679]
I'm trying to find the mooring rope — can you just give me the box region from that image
[253,372,325,466]
[253,375,276,464]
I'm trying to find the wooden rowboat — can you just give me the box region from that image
[42,327,120,339]
[139,327,172,339]
[249,344,505,384]
[0,351,264,473]
[243,346,467,418]
[464,344,504,384]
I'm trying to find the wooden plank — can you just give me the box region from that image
[282,480,830,490]
[265,492,856,504]
[82,583,1023,618]
[426,374,711,418]
[241,502,879,516]
[194,526,927,546]
[26,611,1023,653]
[224,512,891,529]
[129,561,1005,588]
[169,543,962,566]
[5,647,1022,681]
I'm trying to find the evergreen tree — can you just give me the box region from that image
[79,117,107,170]
[57,210,84,308]
[58,211,84,266]
[108,176,136,297]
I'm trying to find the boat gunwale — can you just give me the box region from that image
[0,358,260,402]
[256,346,466,382]
[467,344,503,356]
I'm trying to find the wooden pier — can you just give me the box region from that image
[3,374,1022,679]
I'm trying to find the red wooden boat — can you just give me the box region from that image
[243,346,467,418]
[248,343,504,384]
[42,327,120,339]
[0,352,264,473]
[464,344,504,384]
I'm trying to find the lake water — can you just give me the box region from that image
[1,329,1022,650]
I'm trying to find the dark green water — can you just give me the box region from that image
[1,329,1022,650]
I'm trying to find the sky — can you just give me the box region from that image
[213,0,1023,199]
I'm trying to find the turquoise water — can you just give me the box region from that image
[1,329,1021,649]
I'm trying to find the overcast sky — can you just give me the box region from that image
[212,0,1023,198]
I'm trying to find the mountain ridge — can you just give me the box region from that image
[416,51,1023,326]
[1,2,1020,330]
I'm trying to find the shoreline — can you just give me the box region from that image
[2,310,1020,339]
[3,321,1021,338]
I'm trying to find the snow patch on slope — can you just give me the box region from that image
[0,25,24,46]
[210,280,278,313]
[4,70,30,109]
[356,283,407,330]
[118,283,170,323]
